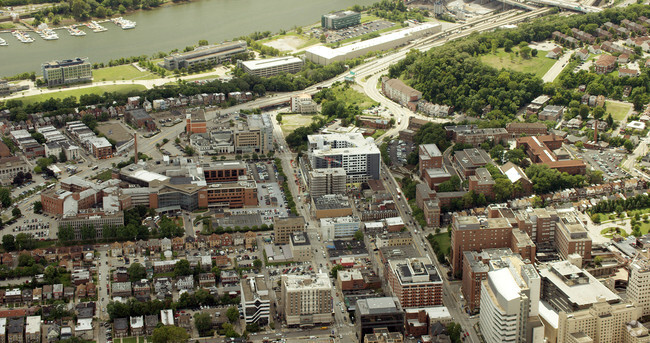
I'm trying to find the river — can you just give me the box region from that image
[0,0,375,77]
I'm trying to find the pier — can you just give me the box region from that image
[0,17,135,43]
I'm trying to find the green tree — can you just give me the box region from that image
[58,226,75,241]
[15,233,34,250]
[353,230,364,241]
[226,306,239,323]
[198,40,209,46]
[276,114,283,124]
[194,312,212,336]
[58,150,67,163]
[12,207,21,218]
[0,188,12,208]
[184,145,196,156]
[174,259,192,277]
[151,325,189,343]
[2,235,15,252]
[33,201,42,214]
[253,259,263,269]
[330,265,344,278]
[18,253,34,267]
[127,263,147,282]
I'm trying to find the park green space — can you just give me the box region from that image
[479,48,555,78]
[92,65,158,82]
[605,101,632,121]
[330,85,378,110]
[280,114,325,135]
[18,85,146,105]
[430,233,451,255]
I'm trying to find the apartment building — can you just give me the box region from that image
[450,215,513,275]
[462,248,519,314]
[479,255,541,343]
[445,126,511,147]
[163,41,248,70]
[386,257,443,308]
[506,122,548,136]
[556,299,641,343]
[468,168,495,199]
[381,77,422,111]
[355,297,405,341]
[555,215,592,260]
[321,10,360,29]
[25,316,41,343]
[627,260,650,316]
[239,56,304,77]
[453,148,491,178]
[289,232,313,262]
[241,276,270,325]
[89,137,113,159]
[7,318,24,343]
[42,58,92,86]
[539,261,620,314]
[282,273,333,326]
[186,108,207,134]
[308,133,380,183]
[308,168,347,197]
[273,216,306,245]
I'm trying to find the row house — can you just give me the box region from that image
[594,28,612,39]
[601,41,633,55]
[552,31,579,47]
[86,283,96,298]
[206,233,234,248]
[154,277,173,300]
[627,36,650,52]
[160,238,172,252]
[145,315,158,336]
[76,284,87,298]
[153,260,179,274]
[112,282,132,297]
[571,28,595,44]
[53,284,63,299]
[133,279,151,301]
[199,273,216,288]
[621,19,647,34]
[176,275,194,291]
[172,237,184,250]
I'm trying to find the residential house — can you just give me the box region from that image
[114,318,129,338]
[546,47,563,59]
[133,279,151,301]
[8,318,24,343]
[618,53,630,64]
[145,315,158,336]
[594,54,617,74]
[53,284,63,300]
[86,283,96,298]
[160,238,172,252]
[130,316,144,336]
[64,286,75,300]
[172,237,184,250]
[619,68,640,77]
[110,242,123,257]
[199,273,216,288]
[176,276,194,291]
[154,277,173,300]
[576,49,589,60]
[112,282,132,297]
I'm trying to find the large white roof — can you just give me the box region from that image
[489,268,521,302]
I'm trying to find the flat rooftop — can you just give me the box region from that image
[356,297,400,316]
[539,261,620,307]
[240,56,303,71]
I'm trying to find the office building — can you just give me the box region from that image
[555,215,592,260]
[506,122,548,136]
[468,168,495,199]
[312,194,353,219]
[364,328,404,343]
[355,297,404,341]
[202,161,248,183]
[320,215,361,240]
[479,255,541,343]
[308,133,380,183]
[273,216,306,245]
[289,232,312,262]
[419,144,443,175]
[453,148,491,178]
[462,248,520,314]
[290,93,318,113]
[186,108,207,134]
[233,114,273,154]
[321,10,360,29]
[240,276,270,325]
[555,299,641,343]
[239,56,304,77]
[627,260,650,316]
[517,135,586,175]
[0,157,29,186]
[386,257,443,308]
[308,168,347,197]
[58,212,125,239]
[539,261,619,313]
[306,23,441,65]
[445,126,512,147]
[42,58,92,86]
[282,273,333,326]
[163,41,247,70]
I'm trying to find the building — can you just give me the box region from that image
[555,215,592,260]
[479,255,541,343]
[25,316,40,343]
[540,261,619,314]
[289,232,312,262]
[239,56,304,77]
[0,157,29,186]
[321,10,360,29]
[308,168,347,197]
[381,78,422,112]
[290,93,318,113]
[306,23,441,65]
[282,273,333,326]
[312,194,353,219]
[240,276,270,325]
[58,213,125,240]
[163,41,247,70]
[186,108,207,134]
[7,318,24,343]
[627,260,650,316]
[517,135,586,175]
[538,105,565,122]
[386,257,443,308]
[320,216,360,240]
[445,126,511,147]
[594,54,617,74]
[450,215,514,275]
[453,148,492,178]
[89,137,113,159]
[308,133,380,183]
[42,58,92,86]
[506,122,548,136]
[364,328,404,343]
[126,109,156,131]
[273,216,305,245]
[555,299,641,343]
[462,248,520,314]
[468,168,495,199]
[355,297,405,341]
[419,144,443,176]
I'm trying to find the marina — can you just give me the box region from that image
[111,17,136,29]
[86,21,108,33]
[11,30,34,43]
[66,26,87,36]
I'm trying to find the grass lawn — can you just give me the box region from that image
[640,222,650,235]
[330,85,379,110]
[92,65,157,82]
[93,169,113,181]
[600,227,628,237]
[120,338,139,343]
[361,14,382,23]
[371,129,386,139]
[18,85,146,105]
[605,101,632,121]
[430,233,451,256]
[279,114,324,136]
[479,48,555,78]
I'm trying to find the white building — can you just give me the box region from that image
[282,273,333,326]
[627,260,650,316]
[239,56,304,77]
[479,256,542,343]
[308,133,380,183]
[290,94,318,113]
[26,315,41,343]
[320,216,360,240]
[160,309,174,326]
[240,276,270,325]
[305,23,442,65]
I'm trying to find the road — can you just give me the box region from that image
[542,49,574,83]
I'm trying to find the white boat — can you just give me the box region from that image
[87,21,108,32]
[12,30,34,43]
[111,17,136,29]
[67,26,86,36]
[39,28,59,40]
[0,38,7,46]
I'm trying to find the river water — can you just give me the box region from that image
[0,0,375,77]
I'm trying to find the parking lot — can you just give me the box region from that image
[249,161,277,183]
[311,20,395,44]
[578,148,626,181]
[388,139,416,166]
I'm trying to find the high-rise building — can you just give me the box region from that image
[479,255,541,343]
[273,216,306,245]
[355,297,404,342]
[627,260,650,316]
[450,215,514,275]
[233,114,273,154]
[321,10,360,29]
[555,215,592,260]
[308,168,347,197]
[240,276,270,325]
[42,58,92,86]
[282,273,332,326]
[462,248,520,314]
[386,257,443,308]
[308,133,380,183]
[556,299,641,343]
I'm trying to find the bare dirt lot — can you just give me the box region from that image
[263,35,309,53]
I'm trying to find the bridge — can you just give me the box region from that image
[525,0,602,12]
